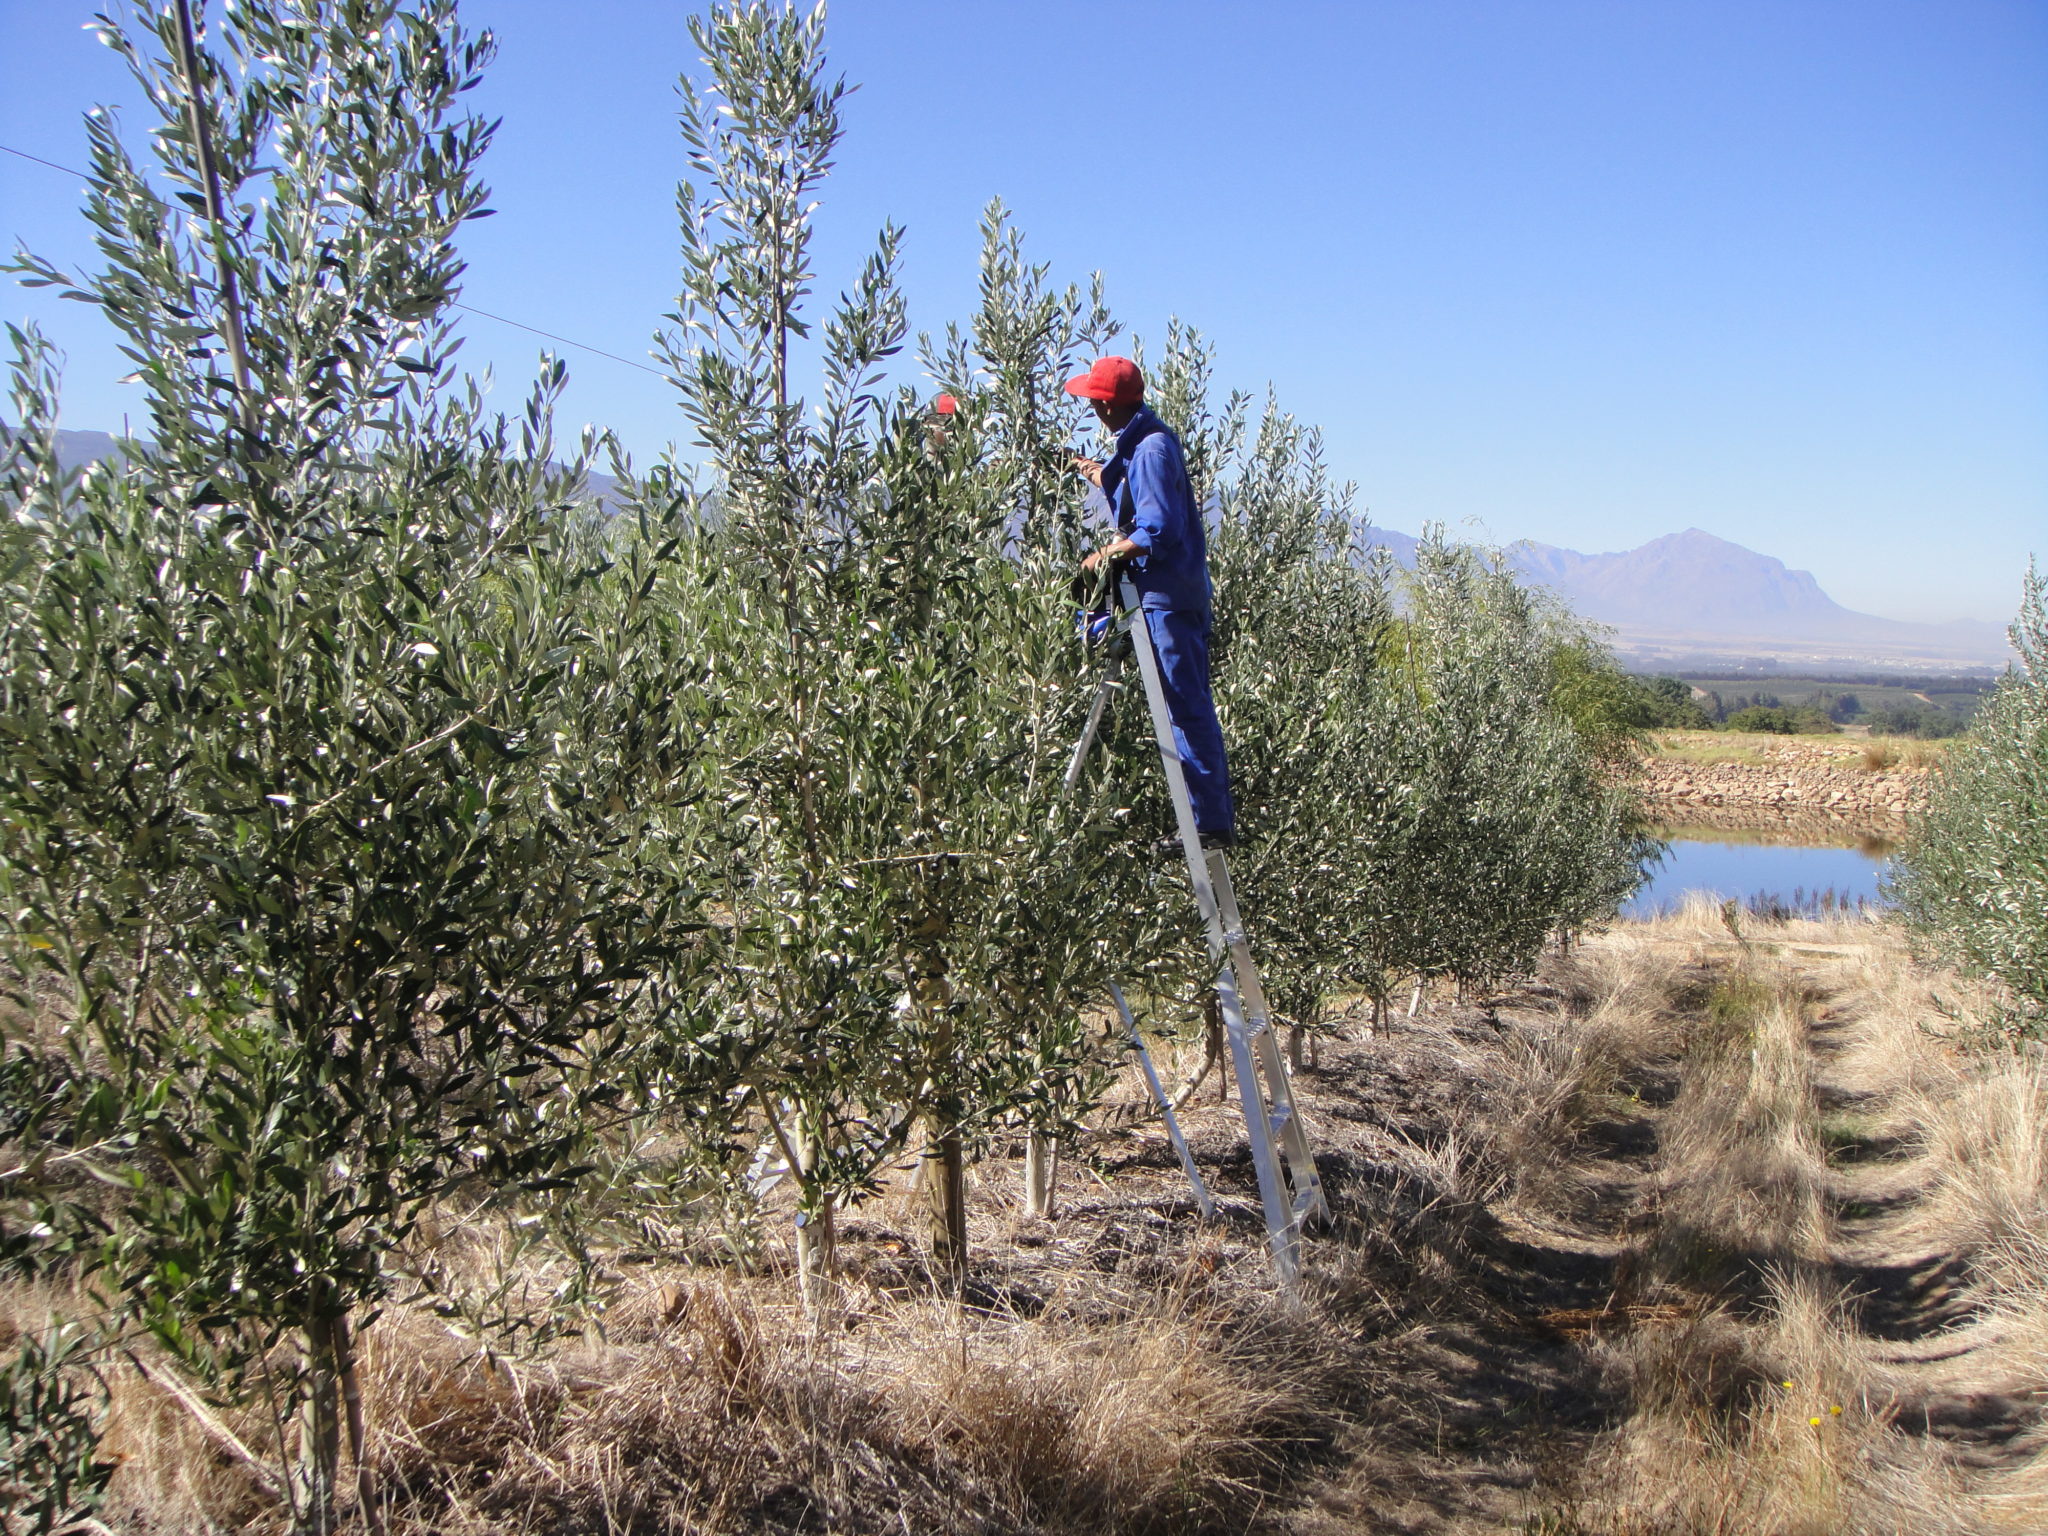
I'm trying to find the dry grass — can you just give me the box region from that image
[31,1253,1327,1536]
[1487,931,1688,1211]
[1647,730,1946,771]
[1858,737,1948,772]
[1568,1272,1913,1536]
[14,905,2047,1535]
[376,1271,1310,1535]
[1530,908,2048,1536]
[1650,965,1830,1284]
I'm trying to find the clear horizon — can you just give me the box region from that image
[3,0,2043,626]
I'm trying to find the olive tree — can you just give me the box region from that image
[1153,330,1397,1063]
[1,4,712,1529]
[658,0,1206,1270]
[1347,534,1643,1012]
[1896,564,2048,1023]
[920,209,1190,1215]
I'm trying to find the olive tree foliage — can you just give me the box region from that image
[653,1,1177,1285]
[12,0,495,523]
[1347,535,1644,1005]
[1148,332,1396,1041]
[919,206,1191,1208]
[1142,334,1640,1035]
[1,2,711,1529]
[1548,641,1709,748]
[922,199,1119,562]
[0,1324,114,1536]
[1895,564,2048,1023]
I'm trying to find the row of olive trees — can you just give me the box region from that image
[0,2,1645,1530]
[1895,565,2048,1026]
[1128,328,1641,1041]
[0,4,1176,1527]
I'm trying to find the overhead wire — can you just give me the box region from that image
[1,139,668,379]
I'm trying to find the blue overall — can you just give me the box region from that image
[1099,408,1235,838]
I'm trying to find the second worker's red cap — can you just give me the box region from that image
[1062,356,1144,406]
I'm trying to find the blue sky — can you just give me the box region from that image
[3,0,2043,624]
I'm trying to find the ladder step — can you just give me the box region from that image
[1291,1188,1320,1221]
[1267,1102,1293,1136]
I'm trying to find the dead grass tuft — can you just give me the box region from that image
[79,1264,1328,1535]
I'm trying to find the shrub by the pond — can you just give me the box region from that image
[1723,705,1839,735]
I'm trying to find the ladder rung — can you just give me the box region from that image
[1291,1188,1320,1221]
[1267,1102,1293,1135]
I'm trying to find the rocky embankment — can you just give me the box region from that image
[1641,735,1931,834]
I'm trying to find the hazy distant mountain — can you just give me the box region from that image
[1360,525,2012,672]
[46,428,125,471]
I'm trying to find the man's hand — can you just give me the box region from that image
[1082,536,1141,573]
[1071,455,1103,488]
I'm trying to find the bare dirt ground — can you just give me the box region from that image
[29,904,2048,1534]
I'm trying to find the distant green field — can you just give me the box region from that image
[1661,672,1993,730]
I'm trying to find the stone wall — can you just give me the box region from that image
[1642,757,1927,834]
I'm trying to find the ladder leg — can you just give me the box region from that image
[1251,1027,1328,1225]
[1058,655,1124,802]
[1217,966,1301,1286]
[1207,851,1327,1224]
[1109,982,1215,1220]
[1117,579,1324,1281]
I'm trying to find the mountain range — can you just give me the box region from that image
[24,431,2011,673]
[1361,526,2012,673]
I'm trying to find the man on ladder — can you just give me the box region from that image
[1068,356,1236,851]
[1063,356,1325,1288]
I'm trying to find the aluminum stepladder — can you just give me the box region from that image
[1064,578,1327,1287]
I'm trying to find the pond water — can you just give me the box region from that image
[1626,825,1897,919]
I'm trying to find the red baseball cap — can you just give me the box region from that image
[1062,356,1144,406]
[934,392,958,414]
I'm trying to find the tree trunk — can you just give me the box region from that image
[914,923,967,1287]
[1169,1001,1222,1110]
[1023,1129,1059,1219]
[924,1125,967,1285]
[907,1126,930,1194]
[1409,978,1425,1018]
[795,1199,838,1308]
[1369,992,1387,1037]
[794,1125,837,1310]
[331,1312,386,1536]
[1210,993,1229,1102]
[1285,1023,1304,1072]
[298,1320,342,1536]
